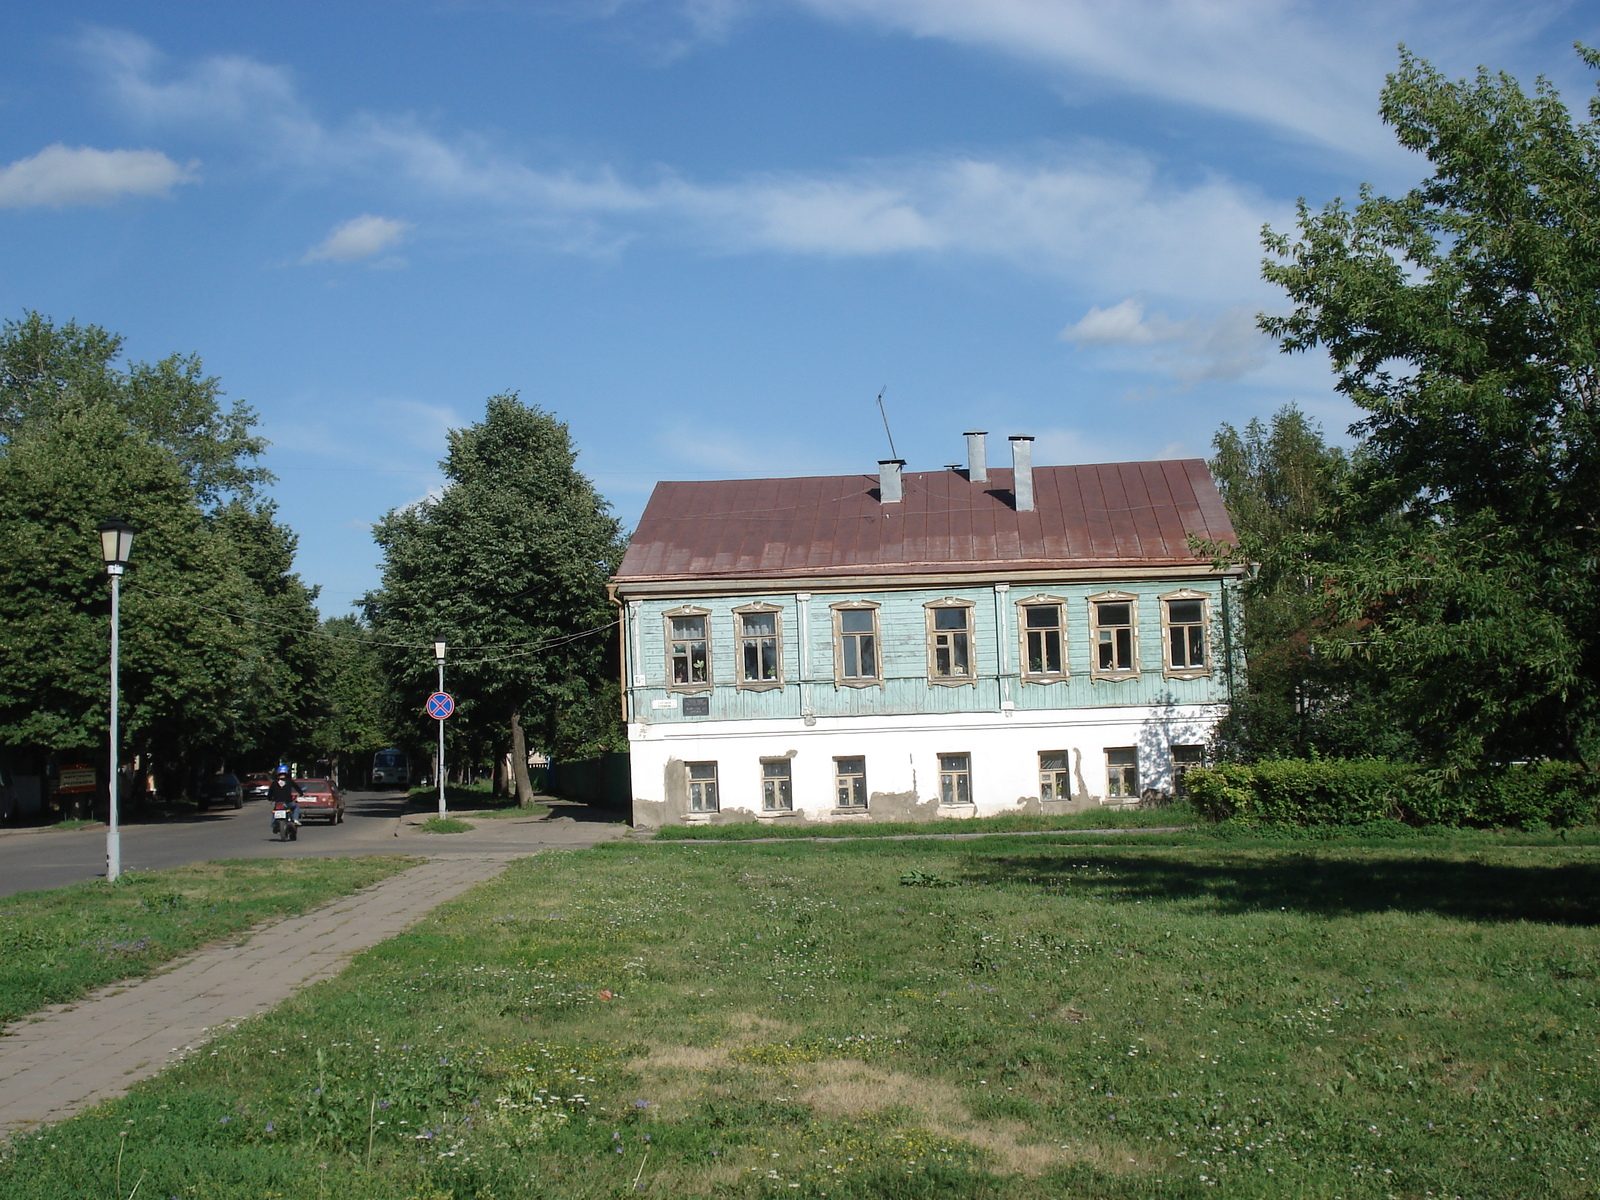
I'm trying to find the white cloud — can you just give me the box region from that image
[78,30,1285,296]
[1061,298,1170,347]
[1033,425,1189,466]
[302,214,413,263]
[83,26,315,140]
[789,0,1560,165]
[1061,298,1270,384]
[0,144,195,209]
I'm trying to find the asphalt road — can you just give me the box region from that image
[0,789,417,898]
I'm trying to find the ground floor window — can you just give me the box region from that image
[1039,750,1070,800]
[1105,748,1139,800]
[761,759,793,811]
[1171,744,1205,797]
[834,757,867,808]
[939,753,971,805]
[687,761,719,811]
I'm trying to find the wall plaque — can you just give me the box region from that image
[681,696,710,717]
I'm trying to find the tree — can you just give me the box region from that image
[211,500,323,764]
[365,394,626,802]
[1206,407,1411,759]
[0,313,321,794]
[0,405,252,772]
[1259,47,1600,768]
[308,615,395,785]
[1,312,269,505]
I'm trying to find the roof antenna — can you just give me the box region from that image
[875,386,899,461]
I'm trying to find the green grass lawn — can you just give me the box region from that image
[418,816,475,834]
[0,857,417,1025]
[2,832,1597,1198]
[408,782,551,820]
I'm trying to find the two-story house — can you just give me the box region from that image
[609,432,1240,828]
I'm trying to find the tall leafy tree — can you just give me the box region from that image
[1,312,269,505]
[0,313,320,792]
[365,394,626,802]
[211,500,323,764]
[308,615,395,785]
[1206,407,1411,759]
[0,405,251,771]
[1260,47,1600,766]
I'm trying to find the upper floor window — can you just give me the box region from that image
[1089,593,1139,678]
[1162,592,1209,677]
[832,603,881,685]
[665,608,711,690]
[736,605,782,688]
[926,599,976,683]
[1019,598,1068,679]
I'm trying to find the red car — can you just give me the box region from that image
[293,778,345,824]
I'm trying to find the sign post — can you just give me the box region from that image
[426,688,453,818]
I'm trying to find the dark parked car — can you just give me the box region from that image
[294,778,344,824]
[243,773,273,801]
[197,774,244,810]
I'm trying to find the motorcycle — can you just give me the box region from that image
[271,802,301,842]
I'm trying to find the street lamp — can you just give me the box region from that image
[97,519,136,883]
[433,637,447,819]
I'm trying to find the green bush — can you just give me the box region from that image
[1188,758,1598,830]
[1184,761,1255,822]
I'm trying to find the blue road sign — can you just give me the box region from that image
[426,692,455,720]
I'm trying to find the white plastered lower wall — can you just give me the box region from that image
[627,703,1224,828]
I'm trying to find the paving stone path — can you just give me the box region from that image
[0,854,522,1136]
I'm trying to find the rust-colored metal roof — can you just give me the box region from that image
[613,460,1236,585]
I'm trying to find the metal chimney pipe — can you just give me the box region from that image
[964,431,988,483]
[1009,436,1034,512]
[878,459,905,504]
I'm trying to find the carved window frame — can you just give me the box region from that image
[1160,589,1212,680]
[663,605,713,694]
[924,596,978,686]
[831,600,882,688]
[1016,593,1070,683]
[1087,591,1140,681]
[733,602,784,691]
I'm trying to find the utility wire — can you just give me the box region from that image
[135,585,619,655]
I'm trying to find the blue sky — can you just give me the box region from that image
[3,1,1596,614]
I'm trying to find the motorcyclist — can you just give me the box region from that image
[265,768,303,831]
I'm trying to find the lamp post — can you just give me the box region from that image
[433,637,447,819]
[97,520,136,883]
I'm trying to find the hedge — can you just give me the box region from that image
[1185,758,1598,830]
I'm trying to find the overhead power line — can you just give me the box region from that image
[136,586,620,656]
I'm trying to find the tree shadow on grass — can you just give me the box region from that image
[964,851,1600,926]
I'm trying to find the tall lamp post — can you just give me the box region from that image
[97,520,136,883]
[433,637,447,819]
